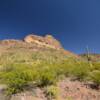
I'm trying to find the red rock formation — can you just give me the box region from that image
[24,34,62,49]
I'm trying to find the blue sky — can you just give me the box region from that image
[0,0,99,54]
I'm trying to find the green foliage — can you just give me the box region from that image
[0,59,91,94]
[45,85,59,99]
[0,49,100,94]
[38,70,57,87]
[89,70,100,85]
[57,60,90,81]
[3,72,28,94]
[70,63,90,80]
[0,64,39,94]
[91,62,100,70]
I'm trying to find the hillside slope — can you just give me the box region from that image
[0,34,78,65]
[80,53,100,62]
[0,34,100,100]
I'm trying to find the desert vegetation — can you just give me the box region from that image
[0,35,100,100]
[0,49,100,97]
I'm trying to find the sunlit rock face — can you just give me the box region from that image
[24,34,63,49]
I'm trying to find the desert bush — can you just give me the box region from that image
[38,70,57,87]
[89,70,100,88]
[60,61,90,80]
[0,64,39,94]
[91,62,100,70]
[70,63,90,80]
[3,71,28,94]
[45,85,59,100]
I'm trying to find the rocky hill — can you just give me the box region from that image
[0,34,62,49]
[0,34,78,58]
[0,34,100,100]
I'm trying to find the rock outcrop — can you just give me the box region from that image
[24,34,62,50]
[0,33,78,58]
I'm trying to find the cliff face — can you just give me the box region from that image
[24,34,62,49]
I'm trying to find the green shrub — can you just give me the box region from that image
[71,65,89,80]
[91,63,100,70]
[89,70,100,86]
[45,85,59,99]
[4,72,28,94]
[1,68,39,94]
[61,61,90,80]
[38,70,57,87]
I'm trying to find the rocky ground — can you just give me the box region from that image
[57,79,100,100]
[0,78,100,100]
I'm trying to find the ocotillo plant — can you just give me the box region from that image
[86,46,90,61]
[86,46,92,67]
